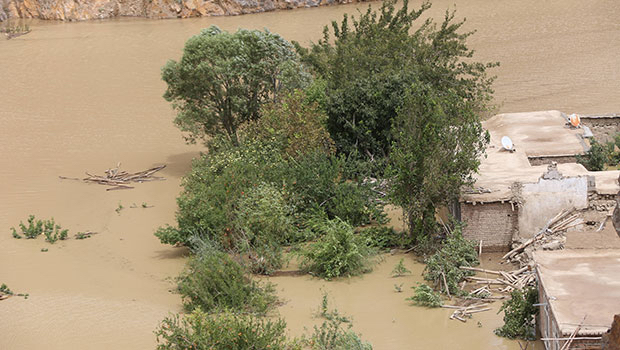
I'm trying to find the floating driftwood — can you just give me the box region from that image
[61,163,166,190]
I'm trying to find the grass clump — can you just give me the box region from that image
[11,215,68,243]
[176,248,277,314]
[155,309,297,350]
[423,227,479,296]
[299,217,376,279]
[407,283,442,308]
[495,287,538,340]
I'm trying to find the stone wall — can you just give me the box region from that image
[460,201,517,251]
[581,116,620,144]
[0,0,371,21]
[528,155,578,166]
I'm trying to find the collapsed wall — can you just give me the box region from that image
[0,0,370,21]
[518,164,589,238]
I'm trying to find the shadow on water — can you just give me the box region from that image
[162,151,201,178]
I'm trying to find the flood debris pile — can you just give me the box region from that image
[502,208,582,265]
[61,163,166,190]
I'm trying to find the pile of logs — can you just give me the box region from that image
[461,266,536,293]
[442,303,492,323]
[61,163,166,191]
[502,208,582,264]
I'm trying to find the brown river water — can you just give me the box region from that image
[1,0,619,349]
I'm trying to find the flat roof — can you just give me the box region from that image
[463,110,620,203]
[534,249,620,336]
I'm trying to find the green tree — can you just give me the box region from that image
[162,26,309,145]
[389,85,489,241]
[296,0,496,160]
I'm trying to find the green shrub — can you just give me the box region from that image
[299,217,376,279]
[359,226,411,249]
[494,287,538,340]
[11,215,68,243]
[43,218,68,244]
[307,294,373,350]
[155,309,297,350]
[577,139,609,171]
[423,228,479,296]
[0,283,13,295]
[328,182,378,227]
[391,258,411,277]
[176,249,277,314]
[408,283,442,308]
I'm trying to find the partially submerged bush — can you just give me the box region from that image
[495,287,538,340]
[155,309,296,350]
[177,249,277,314]
[307,294,373,350]
[11,215,68,243]
[391,258,411,277]
[407,283,442,308]
[423,228,479,295]
[299,217,376,279]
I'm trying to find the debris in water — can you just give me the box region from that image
[60,163,166,190]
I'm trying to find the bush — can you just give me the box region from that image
[299,217,376,279]
[234,182,298,274]
[423,228,479,296]
[495,287,538,340]
[358,226,411,250]
[155,309,297,350]
[577,139,609,171]
[176,249,277,314]
[408,283,442,308]
[11,215,68,243]
[391,258,411,277]
[155,138,286,248]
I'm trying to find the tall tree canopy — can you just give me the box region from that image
[162,26,310,145]
[390,84,489,241]
[296,0,496,160]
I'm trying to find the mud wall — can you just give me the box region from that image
[460,202,516,251]
[0,0,371,21]
[519,176,588,237]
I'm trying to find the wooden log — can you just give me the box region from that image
[441,272,452,299]
[460,266,503,275]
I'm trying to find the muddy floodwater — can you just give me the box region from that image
[1,0,619,349]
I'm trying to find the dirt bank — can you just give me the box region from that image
[0,0,372,21]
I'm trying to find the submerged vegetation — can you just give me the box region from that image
[11,215,68,243]
[155,309,296,350]
[408,283,442,308]
[423,227,479,296]
[154,0,496,346]
[495,287,539,340]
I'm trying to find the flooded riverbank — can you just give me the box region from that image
[1,0,619,348]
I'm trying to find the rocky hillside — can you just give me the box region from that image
[0,0,369,21]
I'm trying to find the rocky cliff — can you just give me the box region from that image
[0,0,368,21]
